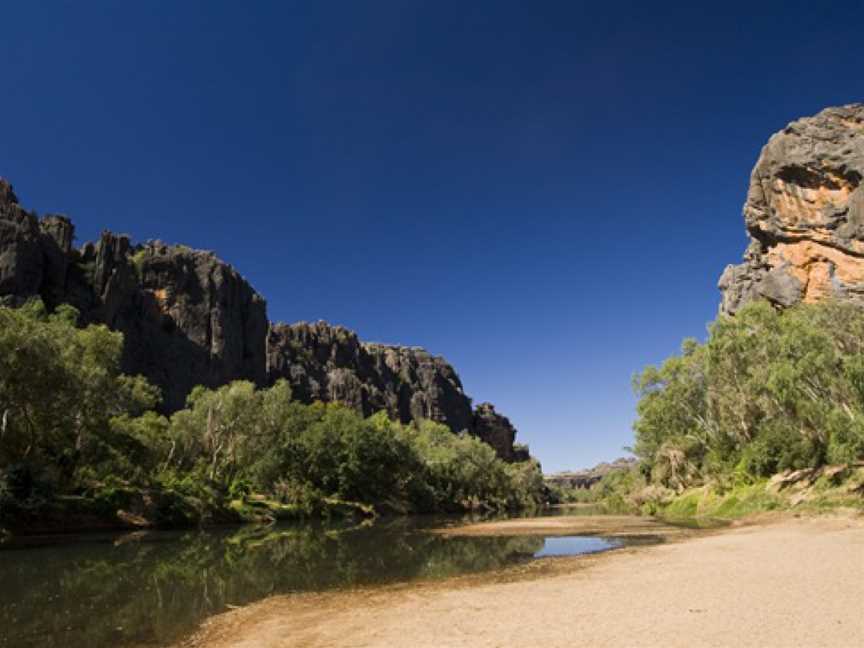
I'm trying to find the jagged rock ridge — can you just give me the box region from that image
[267,321,474,433]
[719,104,864,313]
[0,179,526,460]
[471,402,530,462]
[0,184,268,412]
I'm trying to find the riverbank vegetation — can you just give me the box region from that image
[551,300,864,519]
[0,301,544,534]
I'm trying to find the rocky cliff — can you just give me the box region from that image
[720,104,864,314]
[0,181,268,411]
[0,178,527,460]
[471,402,530,462]
[267,321,474,433]
[87,237,269,412]
[266,322,526,459]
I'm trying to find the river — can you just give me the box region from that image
[0,514,628,648]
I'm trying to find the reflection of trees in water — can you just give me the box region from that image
[0,520,543,648]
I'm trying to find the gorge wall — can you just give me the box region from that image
[0,178,524,460]
[720,104,864,313]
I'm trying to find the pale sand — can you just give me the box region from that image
[180,514,864,648]
[432,513,707,537]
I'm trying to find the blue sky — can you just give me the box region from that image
[3,1,862,471]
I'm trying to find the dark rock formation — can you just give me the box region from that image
[266,321,529,460]
[0,180,49,301]
[545,457,637,490]
[0,177,528,460]
[719,104,864,314]
[267,321,474,434]
[472,403,529,462]
[362,342,475,434]
[0,179,268,411]
[96,239,269,412]
[38,215,75,307]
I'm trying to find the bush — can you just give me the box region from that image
[633,300,864,490]
[0,301,543,527]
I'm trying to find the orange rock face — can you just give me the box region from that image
[766,241,864,304]
[719,104,864,314]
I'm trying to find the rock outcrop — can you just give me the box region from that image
[720,104,864,314]
[471,403,529,462]
[0,179,269,411]
[0,181,71,303]
[0,177,528,460]
[267,321,474,433]
[95,239,269,412]
[267,322,528,459]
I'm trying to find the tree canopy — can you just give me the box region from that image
[633,300,864,490]
[0,301,543,529]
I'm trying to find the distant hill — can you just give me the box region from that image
[545,457,637,490]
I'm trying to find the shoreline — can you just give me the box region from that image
[432,512,721,538]
[176,511,864,648]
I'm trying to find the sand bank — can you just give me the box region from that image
[179,514,864,648]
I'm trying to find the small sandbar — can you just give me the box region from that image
[433,513,706,539]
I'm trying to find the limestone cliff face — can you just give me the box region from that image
[90,238,270,412]
[0,179,268,411]
[267,321,474,432]
[0,178,528,460]
[472,403,529,463]
[0,182,72,303]
[720,104,864,313]
[267,322,527,460]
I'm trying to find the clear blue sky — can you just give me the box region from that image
[3,2,862,471]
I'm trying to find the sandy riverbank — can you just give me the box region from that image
[178,513,864,648]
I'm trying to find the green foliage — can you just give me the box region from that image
[633,301,864,490]
[0,302,542,530]
[129,248,148,276]
[403,419,542,512]
[0,300,159,501]
[545,466,650,513]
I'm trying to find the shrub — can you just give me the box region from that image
[633,300,864,490]
[0,301,543,525]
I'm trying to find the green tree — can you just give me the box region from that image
[633,300,864,488]
[0,301,159,492]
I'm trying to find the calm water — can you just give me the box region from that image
[0,517,626,648]
[534,535,623,557]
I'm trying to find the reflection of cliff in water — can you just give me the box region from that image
[0,517,543,648]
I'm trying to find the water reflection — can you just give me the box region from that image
[0,518,544,648]
[534,535,622,557]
